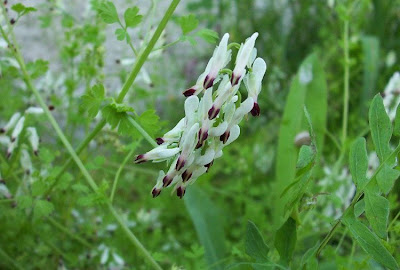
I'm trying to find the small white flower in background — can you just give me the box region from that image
[0,112,21,134]
[135,33,267,198]
[382,72,400,121]
[27,127,39,156]
[25,107,44,115]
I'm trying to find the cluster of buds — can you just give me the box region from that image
[0,107,42,158]
[134,33,267,198]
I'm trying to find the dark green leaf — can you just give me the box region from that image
[354,199,365,217]
[245,221,269,262]
[16,195,33,209]
[369,94,392,163]
[196,29,219,43]
[124,7,142,28]
[178,14,199,35]
[343,212,398,270]
[364,191,390,239]
[349,137,368,189]
[184,186,226,270]
[274,217,297,264]
[376,164,400,194]
[98,1,119,24]
[33,200,54,221]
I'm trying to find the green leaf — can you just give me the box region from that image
[343,212,398,270]
[369,94,392,163]
[245,221,269,262]
[296,145,315,171]
[393,104,400,136]
[16,195,33,209]
[376,164,400,194]
[300,242,319,270]
[274,53,327,228]
[196,29,219,44]
[274,217,297,264]
[115,28,126,41]
[178,14,199,35]
[33,200,54,221]
[26,60,49,79]
[124,7,142,28]
[364,191,390,239]
[11,3,37,16]
[131,109,160,138]
[184,186,226,270]
[110,100,135,113]
[101,102,138,137]
[349,137,368,189]
[81,84,105,118]
[354,199,365,217]
[98,1,119,24]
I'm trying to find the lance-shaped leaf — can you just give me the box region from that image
[376,163,400,194]
[349,137,368,189]
[369,95,392,163]
[343,211,398,270]
[274,217,297,265]
[364,188,390,239]
[245,221,270,262]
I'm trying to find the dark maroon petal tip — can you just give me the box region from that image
[182,170,193,182]
[205,160,214,172]
[0,179,5,185]
[176,156,186,171]
[6,152,11,159]
[0,128,5,133]
[162,175,172,187]
[156,137,164,145]
[177,186,186,199]
[11,137,16,143]
[152,188,162,198]
[220,131,230,144]
[183,88,196,97]
[203,75,215,89]
[208,106,220,120]
[231,73,241,86]
[251,102,260,117]
[33,150,39,156]
[134,154,146,164]
[48,105,55,111]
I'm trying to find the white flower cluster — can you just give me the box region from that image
[0,108,42,159]
[134,32,267,198]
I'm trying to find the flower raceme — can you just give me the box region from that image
[134,33,267,198]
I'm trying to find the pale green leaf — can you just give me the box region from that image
[196,29,219,44]
[98,1,119,24]
[178,14,199,35]
[124,7,142,28]
[115,28,126,41]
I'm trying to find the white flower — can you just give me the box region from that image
[382,72,400,121]
[11,116,25,141]
[25,107,44,115]
[20,149,33,174]
[1,112,21,133]
[232,32,259,85]
[244,57,267,116]
[27,127,39,155]
[134,144,180,163]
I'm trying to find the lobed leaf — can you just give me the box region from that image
[178,14,199,35]
[196,29,219,44]
[124,7,142,28]
[81,84,105,118]
[98,1,119,24]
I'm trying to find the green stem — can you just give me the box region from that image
[47,216,93,249]
[0,5,164,269]
[388,211,400,231]
[316,142,400,257]
[341,20,350,147]
[110,146,137,203]
[128,116,158,148]
[152,39,180,51]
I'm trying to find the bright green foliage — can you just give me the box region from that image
[33,200,55,221]
[369,95,392,163]
[26,59,49,79]
[81,84,105,118]
[115,28,127,41]
[11,3,37,16]
[274,217,297,265]
[124,7,142,28]
[196,29,219,43]
[349,137,368,189]
[178,14,199,35]
[245,221,269,262]
[184,187,226,270]
[98,1,119,24]
[343,212,398,270]
[131,109,160,138]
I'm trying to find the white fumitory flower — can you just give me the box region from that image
[27,127,39,155]
[25,107,44,115]
[11,116,25,142]
[382,72,400,121]
[0,112,21,133]
[135,32,267,198]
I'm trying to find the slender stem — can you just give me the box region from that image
[47,216,93,249]
[335,228,348,253]
[0,6,164,269]
[152,39,180,51]
[0,247,24,270]
[341,20,350,147]
[128,116,158,148]
[316,142,400,257]
[110,146,137,203]
[388,211,400,231]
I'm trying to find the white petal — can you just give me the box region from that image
[209,121,228,137]
[225,125,240,146]
[3,112,21,131]
[11,116,25,139]
[25,107,44,115]
[181,123,199,156]
[196,148,215,166]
